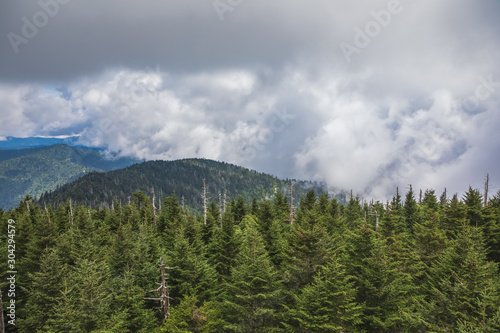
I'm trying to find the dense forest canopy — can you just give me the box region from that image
[37,158,327,213]
[1,184,500,332]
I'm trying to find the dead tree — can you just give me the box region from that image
[219,191,223,227]
[369,202,379,230]
[69,198,74,228]
[203,179,207,225]
[484,173,490,207]
[145,257,173,323]
[45,205,51,226]
[223,189,227,213]
[152,188,157,228]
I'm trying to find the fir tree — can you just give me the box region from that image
[223,215,282,331]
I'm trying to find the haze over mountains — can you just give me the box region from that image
[0,140,327,211]
[0,143,139,209]
[38,157,326,212]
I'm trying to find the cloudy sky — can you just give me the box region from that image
[1,0,499,200]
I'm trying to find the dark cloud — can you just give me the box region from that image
[1,0,499,199]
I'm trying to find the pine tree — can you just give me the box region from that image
[347,223,415,332]
[422,226,500,331]
[441,194,467,239]
[404,186,419,234]
[223,215,282,331]
[482,190,500,263]
[284,255,362,332]
[17,248,67,332]
[167,229,216,304]
[463,186,484,227]
[207,212,238,286]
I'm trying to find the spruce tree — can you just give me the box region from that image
[284,256,362,332]
[223,215,282,331]
[422,226,500,331]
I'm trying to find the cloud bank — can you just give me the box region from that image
[1,0,499,199]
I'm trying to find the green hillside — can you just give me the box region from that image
[39,158,327,211]
[0,144,139,209]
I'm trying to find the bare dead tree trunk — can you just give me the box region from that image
[219,191,223,227]
[152,188,157,228]
[203,179,207,225]
[145,257,173,323]
[419,189,422,206]
[45,205,51,226]
[69,199,74,228]
[484,173,490,207]
[369,202,379,229]
[223,189,227,213]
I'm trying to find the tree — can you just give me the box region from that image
[347,224,416,332]
[17,248,67,332]
[223,215,282,331]
[284,256,361,332]
[421,226,500,331]
[404,186,419,234]
[463,186,483,227]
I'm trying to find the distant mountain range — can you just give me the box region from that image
[0,144,139,209]
[0,138,329,211]
[38,158,327,212]
[0,136,82,150]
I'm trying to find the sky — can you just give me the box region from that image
[1,0,499,200]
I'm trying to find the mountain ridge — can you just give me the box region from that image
[38,158,327,212]
[0,144,139,209]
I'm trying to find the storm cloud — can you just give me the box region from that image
[1,0,499,199]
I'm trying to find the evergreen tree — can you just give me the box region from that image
[422,226,500,331]
[463,186,484,227]
[404,185,419,234]
[284,256,362,332]
[223,215,282,331]
[347,224,415,332]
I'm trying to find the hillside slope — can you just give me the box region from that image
[0,144,139,209]
[39,158,326,211]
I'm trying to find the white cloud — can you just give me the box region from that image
[1,0,499,200]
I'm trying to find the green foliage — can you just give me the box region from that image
[38,158,326,213]
[0,183,499,332]
[0,144,137,209]
[222,215,283,331]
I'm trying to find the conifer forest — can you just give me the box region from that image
[1,184,500,332]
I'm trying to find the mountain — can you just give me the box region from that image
[0,144,140,209]
[0,136,81,150]
[39,158,327,212]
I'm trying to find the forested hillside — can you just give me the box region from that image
[1,185,499,332]
[0,144,138,209]
[38,158,326,212]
